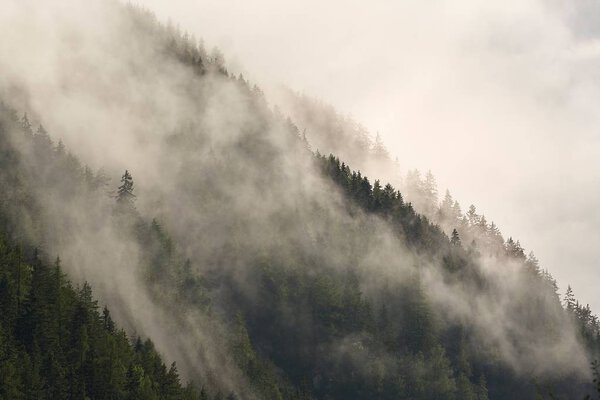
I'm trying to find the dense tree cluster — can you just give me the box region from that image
[315,154,599,398]
[0,234,210,399]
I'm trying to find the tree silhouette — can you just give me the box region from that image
[116,169,136,209]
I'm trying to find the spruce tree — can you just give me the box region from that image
[564,285,576,312]
[116,170,136,209]
[451,229,461,246]
[20,112,33,137]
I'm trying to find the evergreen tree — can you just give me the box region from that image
[423,170,438,214]
[20,112,33,137]
[525,251,540,275]
[452,201,462,219]
[466,204,479,227]
[117,169,136,209]
[476,374,489,400]
[451,229,461,246]
[372,132,389,159]
[440,189,454,222]
[564,285,576,312]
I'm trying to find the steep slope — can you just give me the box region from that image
[271,87,400,189]
[0,230,208,399]
[273,87,560,285]
[0,2,598,400]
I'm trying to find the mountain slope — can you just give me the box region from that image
[0,2,598,399]
[0,231,207,399]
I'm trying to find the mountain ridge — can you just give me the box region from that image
[0,2,598,399]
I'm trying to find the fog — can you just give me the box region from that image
[136,0,600,313]
[0,0,596,396]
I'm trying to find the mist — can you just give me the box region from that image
[133,0,600,315]
[0,0,597,397]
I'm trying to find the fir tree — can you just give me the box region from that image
[451,229,461,246]
[116,169,136,209]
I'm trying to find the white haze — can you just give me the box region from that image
[0,0,594,394]
[136,0,600,314]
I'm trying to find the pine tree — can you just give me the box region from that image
[116,170,136,209]
[466,205,479,227]
[451,229,461,246]
[476,374,489,400]
[440,190,454,220]
[20,112,33,137]
[452,201,464,226]
[55,139,66,156]
[102,306,115,333]
[487,222,504,255]
[423,170,438,215]
[564,285,576,312]
[505,238,526,260]
[525,251,540,275]
[477,215,488,234]
[372,180,383,210]
[372,132,389,159]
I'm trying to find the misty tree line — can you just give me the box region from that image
[279,80,572,289]
[0,102,317,400]
[277,88,393,177]
[146,0,600,395]
[286,88,600,357]
[404,169,530,259]
[402,167,600,340]
[318,153,600,395]
[405,169,519,256]
[0,106,252,400]
[0,240,196,399]
[2,102,599,399]
[0,3,599,400]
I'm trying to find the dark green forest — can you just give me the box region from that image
[1,3,600,400]
[0,239,207,399]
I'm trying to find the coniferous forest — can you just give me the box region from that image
[0,2,599,399]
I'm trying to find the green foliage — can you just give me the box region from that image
[0,232,209,400]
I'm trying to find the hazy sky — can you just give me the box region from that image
[136,0,600,312]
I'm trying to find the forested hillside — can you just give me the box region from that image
[0,234,214,399]
[274,88,527,250]
[0,2,599,399]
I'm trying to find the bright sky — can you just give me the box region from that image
[137,0,600,312]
